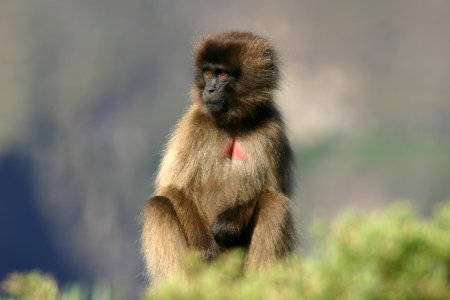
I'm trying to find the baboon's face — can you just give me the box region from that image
[201,63,236,113]
[194,32,279,125]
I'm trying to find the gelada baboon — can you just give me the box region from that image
[141,31,296,285]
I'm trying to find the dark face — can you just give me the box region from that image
[202,63,235,113]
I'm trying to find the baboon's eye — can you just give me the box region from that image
[218,70,229,80]
[203,69,213,78]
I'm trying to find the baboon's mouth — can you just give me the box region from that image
[205,101,225,113]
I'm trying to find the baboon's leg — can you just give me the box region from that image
[246,191,296,268]
[161,187,219,259]
[142,187,220,285]
[141,196,188,285]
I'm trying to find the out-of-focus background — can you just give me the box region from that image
[1,0,449,296]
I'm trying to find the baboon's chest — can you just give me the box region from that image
[222,137,245,161]
[190,138,264,224]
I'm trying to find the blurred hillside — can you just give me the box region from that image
[1,0,449,296]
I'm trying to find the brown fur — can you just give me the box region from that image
[141,31,296,285]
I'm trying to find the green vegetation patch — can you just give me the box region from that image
[3,202,450,300]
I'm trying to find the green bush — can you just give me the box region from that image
[1,272,114,300]
[3,202,450,300]
[1,271,59,300]
[147,202,450,300]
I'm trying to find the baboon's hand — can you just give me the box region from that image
[203,239,221,261]
[212,209,242,247]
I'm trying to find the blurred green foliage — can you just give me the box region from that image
[1,272,59,300]
[1,272,117,300]
[3,201,449,299]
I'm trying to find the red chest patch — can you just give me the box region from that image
[223,137,245,161]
